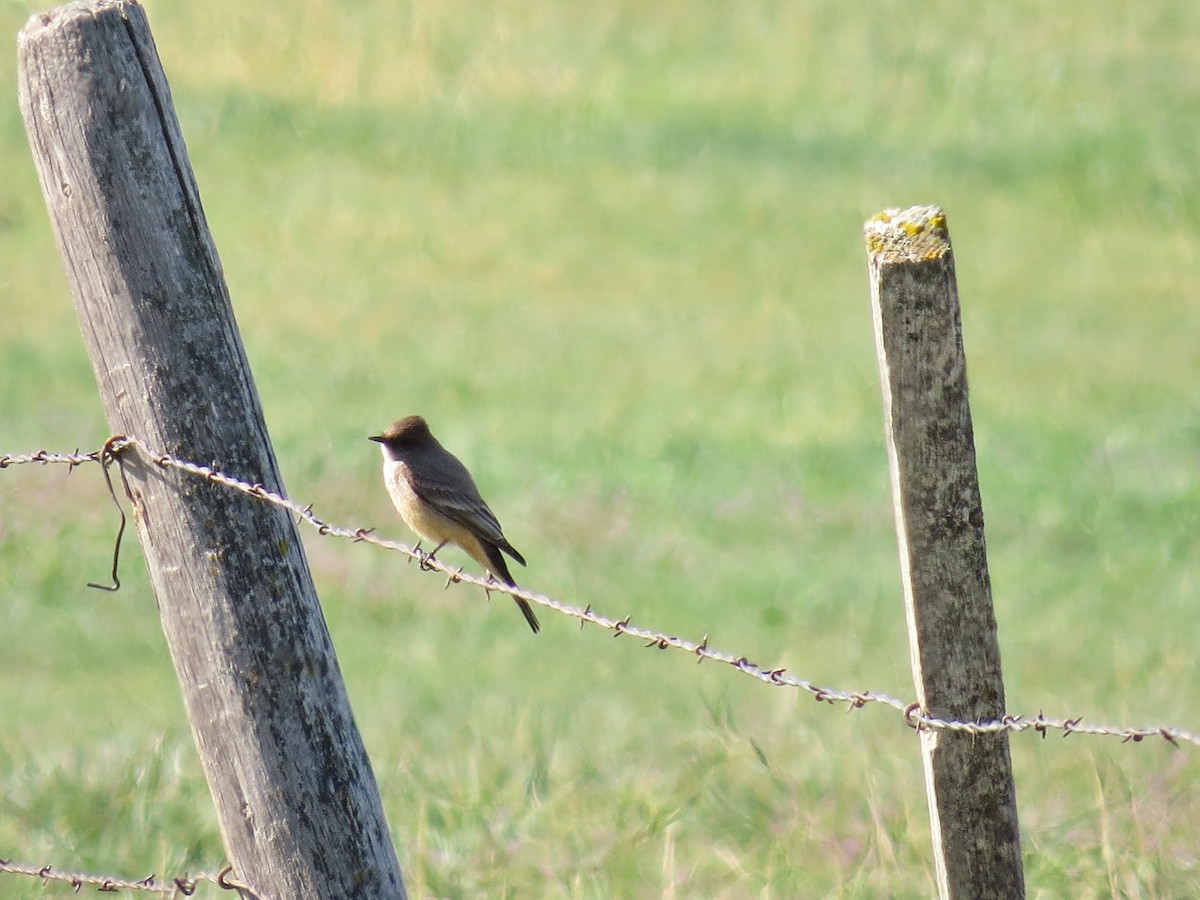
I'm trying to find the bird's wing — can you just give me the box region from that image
[408,466,507,545]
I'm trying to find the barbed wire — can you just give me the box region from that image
[0,857,259,897]
[2,438,1197,748]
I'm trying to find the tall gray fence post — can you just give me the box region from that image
[864,206,1024,898]
[18,2,407,897]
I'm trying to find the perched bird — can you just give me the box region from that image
[369,415,540,633]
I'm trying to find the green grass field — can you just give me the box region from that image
[2,0,1199,896]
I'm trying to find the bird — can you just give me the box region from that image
[369,415,540,633]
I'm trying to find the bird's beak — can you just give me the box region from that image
[368,435,385,443]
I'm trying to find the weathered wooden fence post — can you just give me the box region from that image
[864,206,1024,898]
[18,2,407,897]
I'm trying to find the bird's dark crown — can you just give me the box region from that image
[369,415,432,447]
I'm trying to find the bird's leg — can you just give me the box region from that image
[419,539,448,572]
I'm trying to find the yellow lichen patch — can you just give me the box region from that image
[864,232,889,255]
[863,205,952,263]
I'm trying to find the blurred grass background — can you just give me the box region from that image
[1,0,1198,896]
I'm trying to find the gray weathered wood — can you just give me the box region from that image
[18,3,407,897]
[865,206,1024,899]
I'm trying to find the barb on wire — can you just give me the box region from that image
[3,436,1199,749]
[0,857,261,898]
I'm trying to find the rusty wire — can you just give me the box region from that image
[2,437,1198,749]
[0,858,260,898]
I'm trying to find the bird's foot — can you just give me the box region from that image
[417,540,449,572]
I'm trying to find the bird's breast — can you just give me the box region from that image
[382,459,462,546]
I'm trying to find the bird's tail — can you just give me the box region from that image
[515,597,541,634]
[484,542,541,634]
